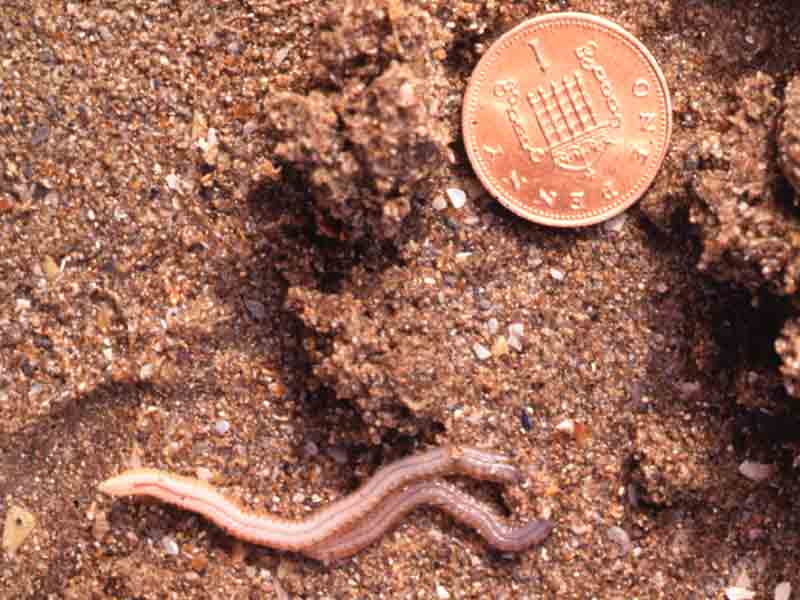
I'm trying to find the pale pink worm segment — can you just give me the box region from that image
[98,446,554,560]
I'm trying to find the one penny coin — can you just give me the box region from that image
[462,13,672,227]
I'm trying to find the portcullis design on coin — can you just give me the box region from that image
[462,13,672,227]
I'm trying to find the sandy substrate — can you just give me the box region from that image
[2,1,800,598]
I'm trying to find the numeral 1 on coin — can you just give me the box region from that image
[528,38,550,73]
[539,188,557,207]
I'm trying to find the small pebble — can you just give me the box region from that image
[550,268,565,281]
[213,419,230,435]
[603,212,627,233]
[0,195,13,213]
[520,410,532,431]
[243,120,258,137]
[165,173,181,191]
[607,526,632,554]
[191,553,210,573]
[677,380,700,399]
[2,506,36,555]
[162,536,179,556]
[573,422,592,446]
[191,110,208,142]
[432,196,448,211]
[508,322,524,351]
[327,446,349,464]
[570,522,591,536]
[627,483,641,508]
[273,45,290,66]
[473,343,491,361]
[491,336,509,357]
[198,127,219,165]
[303,440,319,457]
[42,255,59,280]
[446,188,467,209]
[31,123,50,146]
[487,318,499,335]
[245,299,266,321]
[397,80,416,107]
[32,334,52,350]
[139,363,155,380]
[44,189,59,205]
[556,419,575,435]
[436,584,451,600]
[92,509,110,540]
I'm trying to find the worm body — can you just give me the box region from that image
[99,445,552,559]
[306,479,554,562]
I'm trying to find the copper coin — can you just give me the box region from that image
[462,12,672,227]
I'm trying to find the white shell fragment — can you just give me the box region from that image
[508,322,524,352]
[556,419,575,435]
[487,318,499,335]
[775,582,792,600]
[473,343,491,361]
[738,461,775,482]
[446,188,467,209]
[725,587,756,600]
[162,536,179,555]
[165,173,181,191]
[197,127,218,165]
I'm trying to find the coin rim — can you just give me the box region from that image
[462,12,673,227]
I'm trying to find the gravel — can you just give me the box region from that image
[446,188,467,209]
[162,537,180,556]
[472,343,491,361]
